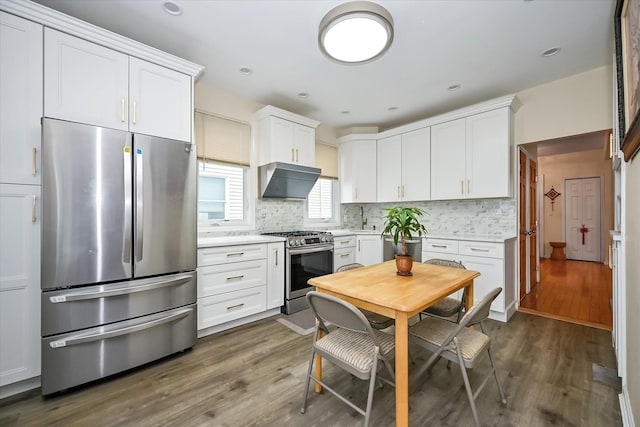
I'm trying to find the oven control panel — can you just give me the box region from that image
[288,234,333,247]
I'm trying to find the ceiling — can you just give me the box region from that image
[33,0,616,132]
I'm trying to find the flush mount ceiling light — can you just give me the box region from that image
[161,0,182,16]
[318,1,394,65]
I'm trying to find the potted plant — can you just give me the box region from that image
[381,206,428,275]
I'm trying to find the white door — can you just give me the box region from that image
[0,184,41,386]
[402,127,431,201]
[355,235,382,266]
[129,57,191,142]
[0,12,42,186]
[377,135,401,202]
[293,124,315,166]
[430,118,466,200]
[565,177,601,262]
[44,28,128,131]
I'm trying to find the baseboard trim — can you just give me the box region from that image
[197,308,281,338]
[619,384,636,427]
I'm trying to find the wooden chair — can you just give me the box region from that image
[409,287,507,427]
[336,263,394,329]
[301,291,395,427]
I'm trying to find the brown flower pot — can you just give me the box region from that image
[395,255,413,276]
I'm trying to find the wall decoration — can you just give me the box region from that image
[616,0,640,160]
[544,187,561,211]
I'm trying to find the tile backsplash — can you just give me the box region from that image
[200,197,516,237]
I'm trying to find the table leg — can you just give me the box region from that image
[314,328,323,393]
[395,312,409,427]
[464,281,474,312]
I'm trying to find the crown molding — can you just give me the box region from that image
[254,105,320,129]
[0,0,203,78]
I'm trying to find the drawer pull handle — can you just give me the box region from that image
[340,241,351,245]
[340,253,350,258]
[227,303,244,311]
[226,252,244,257]
[226,275,244,281]
[431,244,447,248]
[470,248,490,252]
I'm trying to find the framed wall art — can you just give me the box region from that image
[616,0,640,161]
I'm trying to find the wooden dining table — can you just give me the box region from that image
[307,260,480,427]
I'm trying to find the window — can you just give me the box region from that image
[198,161,250,227]
[306,177,339,226]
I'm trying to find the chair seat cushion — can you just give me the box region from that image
[422,297,462,318]
[362,309,394,329]
[409,317,489,361]
[316,328,395,372]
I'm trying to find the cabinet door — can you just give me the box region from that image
[377,135,402,202]
[431,119,466,200]
[356,235,382,266]
[294,124,315,166]
[458,254,504,313]
[0,184,41,386]
[267,242,285,309]
[339,140,377,203]
[44,28,128,131]
[261,116,295,164]
[402,127,431,201]
[466,108,510,198]
[129,57,191,142]
[0,13,42,186]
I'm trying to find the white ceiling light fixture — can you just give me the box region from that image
[318,1,394,65]
[161,1,182,16]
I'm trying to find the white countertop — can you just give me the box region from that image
[426,233,517,243]
[198,235,286,248]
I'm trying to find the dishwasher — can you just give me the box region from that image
[383,237,422,262]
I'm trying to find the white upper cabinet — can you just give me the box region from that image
[44,29,191,142]
[256,106,319,167]
[431,107,511,200]
[377,128,431,202]
[0,12,42,186]
[339,139,377,203]
[129,57,191,142]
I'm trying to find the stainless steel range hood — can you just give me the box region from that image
[259,162,321,199]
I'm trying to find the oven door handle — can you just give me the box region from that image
[288,246,334,256]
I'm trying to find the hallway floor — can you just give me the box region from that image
[519,258,613,330]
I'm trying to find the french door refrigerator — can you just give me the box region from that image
[40,118,197,395]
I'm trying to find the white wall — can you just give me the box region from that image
[514,65,613,145]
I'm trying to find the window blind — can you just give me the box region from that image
[195,110,251,166]
[315,142,338,179]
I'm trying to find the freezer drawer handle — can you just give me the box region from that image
[48,275,193,303]
[49,307,192,348]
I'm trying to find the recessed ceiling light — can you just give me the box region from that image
[318,1,394,65]
[162,1,182,16]
[542,47,561,57]
[298,92,310,99]
[341,110,350,114]
[239,67,253,75]
[447,84,461,91]
[388,106,399,111]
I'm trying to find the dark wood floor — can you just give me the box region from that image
[0,312,621,426]
[520,258,613,330]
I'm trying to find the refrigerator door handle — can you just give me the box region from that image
[48,307,192,348]
[135,148,144,262]
[123,147,132,266]
[48,275,193,303]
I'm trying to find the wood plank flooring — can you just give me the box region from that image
[0,311,621,426]
[519,258,613,330]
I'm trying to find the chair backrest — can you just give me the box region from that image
[336,263,364,272]
[423,258,466,270]
[434,287,503,348]
[306,291,379,342]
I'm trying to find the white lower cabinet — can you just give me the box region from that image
[333,235,356,272]
[197,241,284,335]
[356,234,383,266]
[0,184,41,387]
[423,237,516,322]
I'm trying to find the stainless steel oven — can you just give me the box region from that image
[262,231,333,314]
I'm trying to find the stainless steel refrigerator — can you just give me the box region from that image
[40,118,197,395]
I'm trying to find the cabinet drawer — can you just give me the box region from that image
[422,251,458,264]
[197,286,266,329]
[334,248,356,272]
[334,235,356,248]
[198,244,267,266]
[198,259,267,297]
[459,241,503,258]
[423,238,459,254]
